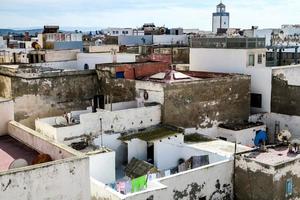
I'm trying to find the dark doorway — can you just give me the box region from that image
[147,143,154,164]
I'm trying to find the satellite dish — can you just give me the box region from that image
[278,129,292,142]
[254,130,268,147]
[31,42,41,50]
[9,159,28,169]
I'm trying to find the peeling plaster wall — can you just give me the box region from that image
[0,156,90,200]
[236,155,300,200]
[216,125,266,147]
[0,74,12,98]
[272,66,300,116]
[0,99,14,135]
[2,70,99,128]
[91,160,233,200]
[235,156,275,200]
[37,104,161,144]
[163,76,250,128]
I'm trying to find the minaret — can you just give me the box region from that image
[212,1,230,33]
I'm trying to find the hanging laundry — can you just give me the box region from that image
[117,181,126,194]
[147,173,157,182]
[125,180,132,194]
[131,175,147,193]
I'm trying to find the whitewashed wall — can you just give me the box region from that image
[216,125,266,147]
[190,48,266,73]
[136,81,165,104]
[36,105,161,144]
[94,133,127,167]
[272,65,300,86]
[246,67,273,113]
[1,121,91,200]
[89,150,116,184]
[45,49,79,62]
[77,53,136,69]
[31,60,78,70]
[91,160,233,200]
[0,156,90,200]
[0,99,14,135]
[127,139,147,162]
[154,135,225,170]
[89,45,120,53]
[80,105,161,136]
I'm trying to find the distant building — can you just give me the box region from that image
[212,2,230,33]
[103,28,134,36]
[37,25,83,51]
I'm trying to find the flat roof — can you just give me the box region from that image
[0,97,12,103]
[119,127,181,142]
[241,146,300,167]
[219,122,264,131]
[0,135,39,172]
[189,140,252,157]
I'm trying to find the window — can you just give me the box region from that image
[84,64,89,70]
[116,71,125,78]
[251,93,262,108]
[286,178,293,197]
[116,31,119,34]
[258,54,263,64]
[248,54,255,66]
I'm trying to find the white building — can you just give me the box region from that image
[153,35,188,45]
[212,2,230,33]
[190,37,270,113]
[77,52,137,70]
[35,100,161,145]
[91,129,251,200]
[0,36,7,48]
[103,28,134,36]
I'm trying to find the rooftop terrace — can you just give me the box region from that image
[191,37,266,49]
[241,146,300,167]
[0,135,39,172]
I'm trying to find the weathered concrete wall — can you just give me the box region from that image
[0,99,14,135]
[97,71,136,103]
[163,75,251,128]
[271,76,300,116]
[1,70,99,128]
[235,154,300,200]
[235,156,274,200]
[0,74,12,98]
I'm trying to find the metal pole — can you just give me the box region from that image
[233,141,237,200]
[100,118,103,147]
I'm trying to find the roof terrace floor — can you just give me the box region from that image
[0,135,39,172]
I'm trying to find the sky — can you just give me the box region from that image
[1,0,300,30]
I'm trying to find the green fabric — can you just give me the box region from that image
[131,175,147,193]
